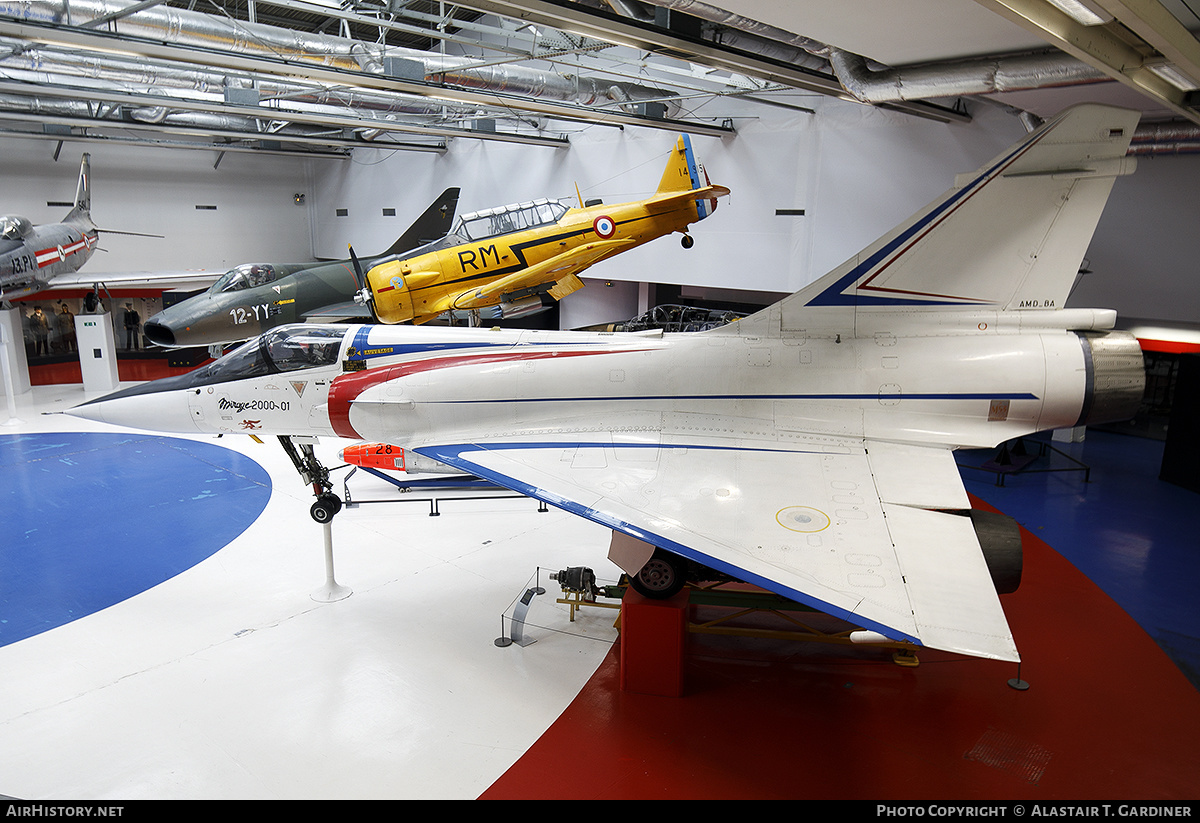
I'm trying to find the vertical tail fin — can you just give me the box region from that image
[723,104,1139,337]
[64,153,92,225]
[657,134,719,220]
[380,187,460,258]
[657,134,702,195]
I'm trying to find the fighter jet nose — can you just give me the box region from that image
[65,387,201,434]
[64,401,109,426]
[143,321,176,347]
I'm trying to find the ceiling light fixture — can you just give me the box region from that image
[1044,0,1114,26]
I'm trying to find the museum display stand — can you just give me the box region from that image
[0,305,31,399]
[619,588,689,697]
[75,311,119,393]
[312,521,352,603]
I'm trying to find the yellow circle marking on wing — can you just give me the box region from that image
[775,506,831,533]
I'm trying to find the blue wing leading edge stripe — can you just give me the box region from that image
[413,440,925,647]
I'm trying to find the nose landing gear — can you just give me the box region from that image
[277,435,352,602]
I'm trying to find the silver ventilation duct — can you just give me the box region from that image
[826,48,1109,104]
[618,0,1114,104]
[0,39,469,119]
[3,0,682,117]
[606,0,1200,151]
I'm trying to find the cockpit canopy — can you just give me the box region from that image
[0,215,33,241]
[453,198,569,242]
[202,325,347,382]
[77,325,350,407]
[210,263,278,294]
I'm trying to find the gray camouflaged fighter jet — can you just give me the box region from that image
[141,188,459,348]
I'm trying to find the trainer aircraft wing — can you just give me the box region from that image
[411,433,1019,662]
[450,238,635,310]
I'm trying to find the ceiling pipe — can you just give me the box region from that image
[608,0,1200,154]
[5,0,682,117]
[619,0,1123,107]
[1129,120,1200,154]
[826,48,1109,104]
[0,39,472,118]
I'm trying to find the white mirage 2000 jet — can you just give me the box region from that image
[69,104,1148,664]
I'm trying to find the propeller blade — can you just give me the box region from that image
[348,244,365,288]
[347,245,379,323]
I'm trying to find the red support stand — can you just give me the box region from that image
[619,588,689,697]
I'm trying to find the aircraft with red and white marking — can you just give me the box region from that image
[68,105,1148,664]
[1,154,101,302]
[1,153,213,305]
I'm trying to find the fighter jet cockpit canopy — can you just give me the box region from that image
[204,325,346,382]
[74,325,350,409]
[0,215,33,241]
[453,199,569,242]
[210,263,279,294]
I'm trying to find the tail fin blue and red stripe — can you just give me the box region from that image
[717,103,1139,338]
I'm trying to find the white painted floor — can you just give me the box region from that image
[0,382,619,800]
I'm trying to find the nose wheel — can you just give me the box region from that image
[277,435,340,522]
[310,492,342,524]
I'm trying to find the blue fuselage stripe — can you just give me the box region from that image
[439,392,1039,404]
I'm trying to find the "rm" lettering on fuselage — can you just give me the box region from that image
[457,244,502,271]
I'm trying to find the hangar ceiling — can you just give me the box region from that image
[0,0,1198,157]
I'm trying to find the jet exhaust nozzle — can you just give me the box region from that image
[1075,331,1146,427]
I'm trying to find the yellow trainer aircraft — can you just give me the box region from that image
[142,135,728,348]
[362,134,729,324]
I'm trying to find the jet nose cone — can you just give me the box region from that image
[65,387,201,434]
[143,321,176,347]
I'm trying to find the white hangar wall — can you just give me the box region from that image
[307,99,1036,303]
[311,99,1199,328]
[0,140,314,275]
[1070,153,1200,325]
[2,97,1195,328]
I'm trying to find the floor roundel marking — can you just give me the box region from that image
[0,432,272,647]
[775,506,831,533]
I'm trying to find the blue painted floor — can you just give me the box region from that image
[960,430,1200,689]
[0,432,272,647]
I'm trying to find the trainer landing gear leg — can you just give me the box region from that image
[278,435,352,603]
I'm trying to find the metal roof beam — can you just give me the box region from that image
[1093,0,1200,89]
[447,0,970,122]
[0,16,733,137]
[975,0,1200,125]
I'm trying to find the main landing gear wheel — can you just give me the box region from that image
[629,549,688,599]
[310,492,342,524]
[680,234,695,249]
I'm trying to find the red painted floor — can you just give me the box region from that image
[482,501,1200,800]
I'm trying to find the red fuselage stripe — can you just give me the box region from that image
[327,348,637,439]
